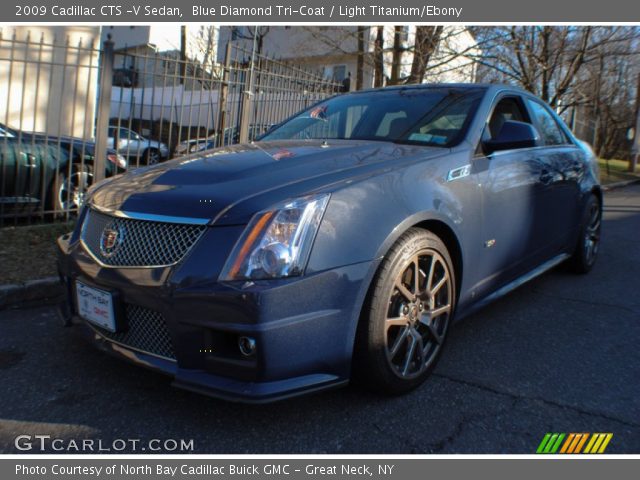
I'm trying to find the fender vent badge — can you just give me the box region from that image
[447,164,471,182]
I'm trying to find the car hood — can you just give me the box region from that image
[89,139,448,225]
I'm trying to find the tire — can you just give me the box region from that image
[354,228,456,395]
[568,194,602,274]
[49,164,93,216]
[144,148,161,166]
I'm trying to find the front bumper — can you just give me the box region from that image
[57,227,376,403]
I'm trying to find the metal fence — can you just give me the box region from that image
[0,33,341,226]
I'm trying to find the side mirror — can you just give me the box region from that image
[484,120,540,154]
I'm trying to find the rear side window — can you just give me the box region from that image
[526,99,569,146]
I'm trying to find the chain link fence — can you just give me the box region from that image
[0,33,341,226]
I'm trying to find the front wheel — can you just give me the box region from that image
[50,165,93,215]
[568,194,602,274]
[354,228,456,395]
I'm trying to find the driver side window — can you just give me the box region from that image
[487,97,529,140]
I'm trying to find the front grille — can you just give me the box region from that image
[93,305,176,360]
[81,209,206,267]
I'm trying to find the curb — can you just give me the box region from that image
[0,276,64,310]
[602,178,640,191]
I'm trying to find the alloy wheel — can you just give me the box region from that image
[584,198,601,266]
[58,170,92,211]
[385,249,453,379]
[147,150,160,165]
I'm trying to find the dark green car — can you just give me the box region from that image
[0,123,127,218]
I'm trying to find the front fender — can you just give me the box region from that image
[307,154,468,276]
[305,159,469,367]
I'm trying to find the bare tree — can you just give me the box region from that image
[471,26,638,107]
[471,26,640,159]
[233,26,271,56]
[303,26,480,89]
[356,26,365,90]
[373,26,385,88]
[407,26,444,84]
[389,26,405,85]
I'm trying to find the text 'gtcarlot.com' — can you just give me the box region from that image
[13,435,194,452]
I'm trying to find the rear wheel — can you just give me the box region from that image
[568,194,601,274]
[354,228,456,394]
[144,148,161,165]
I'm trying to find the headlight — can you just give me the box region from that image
[220,194,330,281]
[107,153,127,169]
[189,142,209,153]
[175,143,188,154]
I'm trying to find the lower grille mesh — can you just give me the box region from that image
[93,305,176,360]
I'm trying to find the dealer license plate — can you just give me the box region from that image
[75,281,116,332]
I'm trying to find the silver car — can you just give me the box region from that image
[107,126,169,166]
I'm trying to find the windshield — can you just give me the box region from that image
[261,87,484,147]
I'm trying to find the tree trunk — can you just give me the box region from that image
[389,26,404,85]
[540,27,551,103]
[179,26,187,85]
[356,26,365,90]
[407,26,443,84]
[373,26,385,87]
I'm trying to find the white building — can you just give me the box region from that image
[0,26,100,138]
[100,25,220,88]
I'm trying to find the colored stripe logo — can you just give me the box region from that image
[537,433,613,454]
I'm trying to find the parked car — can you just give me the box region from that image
[0,123,127,215]
[174,124,274,156]
[58,84,601,402]
[107,125,169,165]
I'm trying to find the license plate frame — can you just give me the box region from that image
[75,281,120,332]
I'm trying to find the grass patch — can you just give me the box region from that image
[0,221,75,284]
[598,158,640,185]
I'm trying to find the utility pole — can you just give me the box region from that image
[631,72,640,172]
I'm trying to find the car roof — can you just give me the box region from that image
[349,82,529,96]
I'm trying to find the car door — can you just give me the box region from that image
[474,94,549,289]
[0,126,19,203]
[523,98,584,252]
[125,128,144,159]
[118,128,134,157]
[108,127,134,157]
[17,140,44,204]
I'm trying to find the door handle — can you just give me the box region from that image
[20,151,37,168]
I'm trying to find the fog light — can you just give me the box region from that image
[238,336,256,357]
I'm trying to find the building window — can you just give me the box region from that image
[332,65,347,82]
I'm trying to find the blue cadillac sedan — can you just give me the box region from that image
[57,84,601,402]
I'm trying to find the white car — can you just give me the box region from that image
[107,126,169,165]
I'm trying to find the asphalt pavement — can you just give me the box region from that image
[1,185,639,454]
